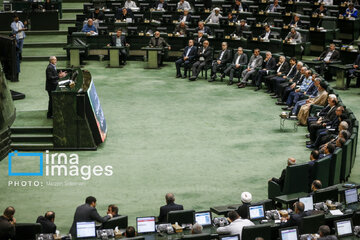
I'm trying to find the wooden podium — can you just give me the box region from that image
[142,47,163,69]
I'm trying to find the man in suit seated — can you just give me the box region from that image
[179,8,191,22]
[315,43,340,81]
[266,0,281,12]
[317,225,338,240]
[227,13,237,23]
[153,0,167,11]
[107,29,129,65]
[158,193,184,223]
[117,8,133,22]
[107,204,120,218]
[269,57,297,96]
[36,211,56,234]
[254,51,277,91]
[88,8,104,21]
[46,56,67,119]
[81,19,98,35]
[190,40,212,81]
[174,21,188,36]
[221,47,248,85]
[149,31,171,65]
[285,28,302,43]
[310,180,322,193]
[314,4,328,16]
[194,31,206,47]
[233,0,249,12]
[264,56,290,91]
[342,3,358,19]
[319,143,335,159]
[259,25,273,41]
[0,207,16,240]
[237,192,252,219]
[196,21,212,36]
[175,39,197,78]
[209,42,231,82]
[346,52,360,89]
[288,14,302,28]
[238,48,263,88]
[269,158,296,191]
[232,19,248,38]
[69,196,113,237]
[280,202,308,233]
[177,0,191,11]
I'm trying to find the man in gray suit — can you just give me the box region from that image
[69,196,112,237]
[285,28,302,43]
[238,49,263,88]
[221,47,248,85]
[149,31,171,65]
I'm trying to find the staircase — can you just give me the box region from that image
[11,126,54,151]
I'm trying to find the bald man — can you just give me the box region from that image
[158,193,184,223]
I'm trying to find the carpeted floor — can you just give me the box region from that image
[1,60,359,234]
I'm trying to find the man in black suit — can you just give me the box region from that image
[175,39,197,78]
[277,65,306,105]
[209,42,231,82]
[108,29,129,65]
[149,31,171,65]
[316,43,340,81]
[264,56,290,91]
[158,193,184,223]
[346,52,360,88]
[280,202,308,233]
[178,8,191,22]
[36,211,56,234]
[259,25,273,41]
[254,51,277,90]
[190,40,212,81]
[233,0,248,12]
[88,8,104,21]
[269,158,296,191]
[153,0,168,11]
[194,31,206,47]
[221,47,248,85]
[46,56,66,119]
[0,207,16,240]
[232,19,248,37]
[69,196,112,237]
[107,204,120,218]
[195,22,212,36]
[288,14,302,28]
[270,57,297,96]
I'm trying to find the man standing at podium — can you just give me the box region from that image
[46,56,66,119]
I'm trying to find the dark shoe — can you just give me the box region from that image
[47,115,53,119]
[306,141,313,145]
[189,76,197,81]
[305,134,310,138]
[176,74,182,78]
[238,83,246,88]
[272,95,279,99]
[228,81,233,85]
[276,102,287,106]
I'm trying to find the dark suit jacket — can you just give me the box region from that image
[315,7,328,15]
[36,216,56,234]
[263,57,277,70]
[88,11,104,20]
[111,35,127,47]
[276,61,290,74]
[69,204,110,236]
[280,212,308,233]
[182,46,197,62]
[195,26,212,35]
[149,37,170,48]
[217,49,231,64]
[153,1,168,10]
[286,65,297,78]
[260,30,275,39]
[289,19,302,28]
[233,2,249,11]
[323,105,338,123]
[319,49,340,62]
[46,63,59,91]
[197,46,213,64]
[178,14,191,22]
[234,25,249,37]
[237,203,250,219]
[194,36,206,47]
[158,203,184,223]
[272,168,286,190]
[318,235,338,240]
[0,216,15,240]
[231,53,248,66]
[353,53,360,67]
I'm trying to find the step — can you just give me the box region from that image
[11,142,54,151]
[0,30,68,36]
[62,8,83,13]
[60,19,76,24]
[11,133,53,143]
[24,42,66,48]
[22,55,67,61]
[11,126,53,134]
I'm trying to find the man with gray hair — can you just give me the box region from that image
[192,223,203,234]
[46,56,67,118]
[158,193,183,223]
[269,158,296,190]
[254,51,276,91]
[238,48,263,88]
[221,47,248,85]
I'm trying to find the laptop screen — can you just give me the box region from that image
[299,196,314,211]
[137,216,156,234]
[345,188,358,205]
[194,211,212,226]
[280,228,299,240]
[336,219,353,237]
[76,222,96,238]
[248,205,265,220]
[219,235,240,240]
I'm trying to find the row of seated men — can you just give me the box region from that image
[0,190,346,240]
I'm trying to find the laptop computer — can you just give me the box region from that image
[335,219,354,238]
[248,204,266,221]
[76,221,96,239]
[279,227,299,240]
[136,216,156,234]
[194,211,212,227]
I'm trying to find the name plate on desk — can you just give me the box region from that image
[229,22,234,26]
[259,10,264,15]
[139,32,144,36]
[341,3,346,7]
[310,27,315,31]
[144,19,150,23]
[314,2,319,5]
[252,37,258,41]
[232,10,237,14]
[225,35,230,39]
[205,9,210,13]
[288,1,294,4]
[312,14,318,18]
[168,33,173,37]
[283,25,289,29]
[173,20,178,24]
[338,16,344,19]
[285,12,291,16]
[261,0,267,3]
[256,23,262,27]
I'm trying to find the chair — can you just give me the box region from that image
[167,210,195,225]
[341,139,352,182]
[102,215,128,229]
[253,199,275,211]
[350,133,357,170]
[268,163,309,199]
[182,233,211,240]
[14,223,42,240]
[312,155,331,188]
[313,186,338,203]
[301,213,325,234]
[329,148,342,185]
[353,211,360,226]
[242,224,272,240]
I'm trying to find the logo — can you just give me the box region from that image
[8,151,43,176]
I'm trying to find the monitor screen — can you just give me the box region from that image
[194,211,212,226]
[345,188,358,205]
[299,196,314,211]
[280,228,299,240]
[137,217,156,234]
[336,219,353,237]
[219,235,240,240]
[248,205,265,220]
[76,222,96,238]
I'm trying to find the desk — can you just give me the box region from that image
[142,47,163,69]
[337,18,360,41]
[309,29,336,52]
[210,203,242,216]
[328,64,353,90]
[0,11,59,31]
[105,46,125,68]
[64,45,87,67]
[274,192,308,207]
[282,42,302,60]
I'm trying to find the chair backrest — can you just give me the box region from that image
[353,210,360,226]
[350,133,357,170]
[313,155,331,188]
[15,223,42,240]
[253,199,275,211]
[330,148,342,185]
[242,224,272,240]
[102,215,128,229]
[301,213,325,234]
[283,163,309,194]
[341,139,352,181]
[182,233,211,240]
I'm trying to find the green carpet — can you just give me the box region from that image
[1,60,360,234]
